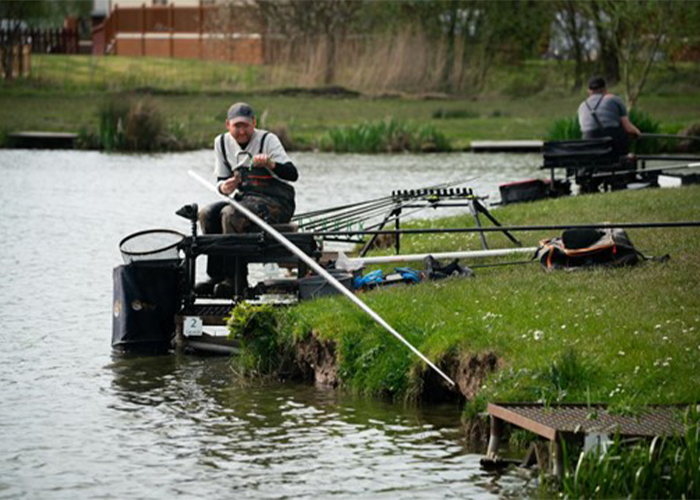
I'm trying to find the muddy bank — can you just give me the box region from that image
[293,332,501,402]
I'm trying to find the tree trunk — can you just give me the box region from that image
[590,0,619,84]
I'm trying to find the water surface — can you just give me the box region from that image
[0,150,537,499]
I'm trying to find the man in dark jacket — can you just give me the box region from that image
[197,102,298,296]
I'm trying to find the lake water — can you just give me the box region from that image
[0,149,539,499]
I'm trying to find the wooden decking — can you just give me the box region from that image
[8,131,78,149]
[484,402,688,477]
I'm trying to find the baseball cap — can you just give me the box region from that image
[588,76,606,91]
[227,102,255,124]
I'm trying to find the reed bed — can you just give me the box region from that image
[319,118,451,153]
[555,408,700,499]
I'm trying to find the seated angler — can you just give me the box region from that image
[196,102,298,296]
[577,76,641,159]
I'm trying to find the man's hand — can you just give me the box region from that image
[220,170,242,195]
[253,154,274,169]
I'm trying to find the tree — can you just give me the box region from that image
[592,0,678,109]
[256,0,363,85]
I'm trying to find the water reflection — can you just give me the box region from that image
[105,351,515,499]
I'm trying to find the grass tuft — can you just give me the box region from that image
[553,408,700,499]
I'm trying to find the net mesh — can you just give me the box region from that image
[120,230,184,262]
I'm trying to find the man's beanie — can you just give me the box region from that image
[227,102,255,123]
[588,76,606,91]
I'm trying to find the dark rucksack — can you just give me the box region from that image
[535,228,642,270]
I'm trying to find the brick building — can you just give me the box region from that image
[92,0,264,64]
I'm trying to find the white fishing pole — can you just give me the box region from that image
[188,170,456,387]
[352,247,538,265]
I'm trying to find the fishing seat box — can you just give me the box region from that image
[542,139,618,178]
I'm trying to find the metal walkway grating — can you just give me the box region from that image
[488,403,687,439]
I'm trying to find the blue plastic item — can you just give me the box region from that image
[394,267,422,283]
[354,269,383,289]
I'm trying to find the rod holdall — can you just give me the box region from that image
[535,227,653,270]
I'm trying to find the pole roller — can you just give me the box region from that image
[188,170,456,387]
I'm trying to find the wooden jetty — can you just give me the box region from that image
[8,131,78,149]
[484,402,687,477]
[471,140,543,153]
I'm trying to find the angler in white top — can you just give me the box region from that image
[197,102,299,296]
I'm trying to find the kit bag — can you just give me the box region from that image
[535,228,641,270]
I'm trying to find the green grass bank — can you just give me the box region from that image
[229,185,700,411]
[2,55,700,151]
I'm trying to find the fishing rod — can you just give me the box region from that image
[590,161,700,180]
[298,197,401,230]
[302,184,484,232]
[294,175,481,223]
[188,170,456,387]
[307,220,700,237]
[640,133,700,142]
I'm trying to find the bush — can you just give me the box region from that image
[319,118,451,153]
[226,302,293,378]
[546,116,581,141]
[629,108,661,155]
[97,95,171,152]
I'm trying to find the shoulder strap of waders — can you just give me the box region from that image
[259,132,269,154]
[585,94,606,131]
[219,134,233,171]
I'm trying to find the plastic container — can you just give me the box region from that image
[298,269,353,300]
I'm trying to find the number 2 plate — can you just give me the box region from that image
[183,316,203,337]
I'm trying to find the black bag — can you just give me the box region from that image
[112,262,182,351]
[535,228,641,270]
[424,255,474,280]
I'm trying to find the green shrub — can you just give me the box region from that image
[319,118,451,153]
[546,116,581,141]
[98,97,130,151]
[97,95,168,152]
[226,302,293,377]
[123,98,164,152]
[629,108,661,154]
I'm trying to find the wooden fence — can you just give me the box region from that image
[92,4,264,64]
[0,28,78,55]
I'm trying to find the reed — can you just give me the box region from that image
[98,97,130,151]
[555,408,700,499]
[319,118,451,153]
[545,116,581,142]
[95,95,189,152]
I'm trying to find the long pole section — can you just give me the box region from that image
[307,221,700,237]
[353,247,538,265]
[188,171,456,387]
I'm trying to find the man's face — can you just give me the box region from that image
[227,118,256,144]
